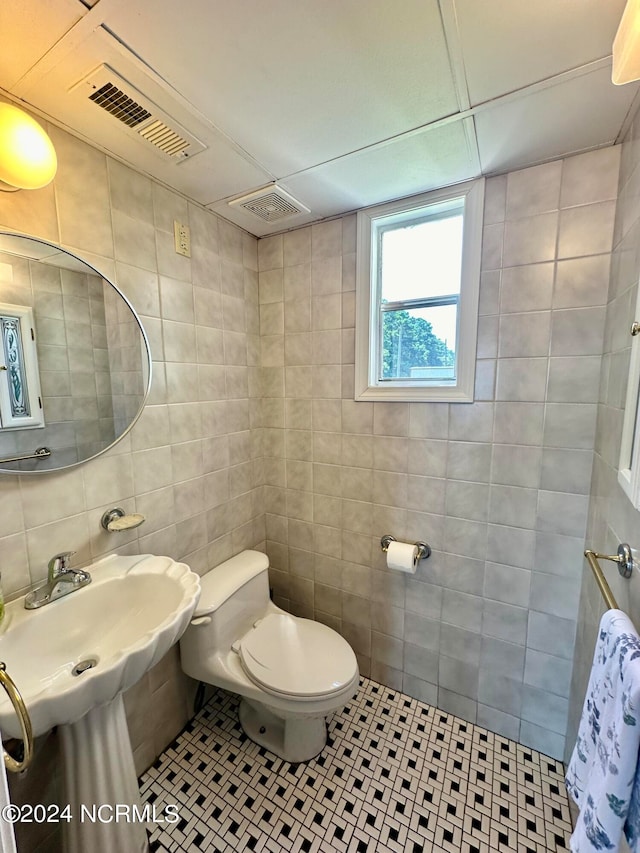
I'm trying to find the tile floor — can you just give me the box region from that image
[140,677,573,852]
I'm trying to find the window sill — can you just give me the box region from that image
[354,382,475,403]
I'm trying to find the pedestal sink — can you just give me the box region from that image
[0,553,200,853]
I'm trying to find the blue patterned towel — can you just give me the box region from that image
[566,610,640,852]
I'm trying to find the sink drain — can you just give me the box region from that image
[72,659,97,677]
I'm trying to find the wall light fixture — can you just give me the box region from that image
[613,0,640,85]
[0,103,57,192]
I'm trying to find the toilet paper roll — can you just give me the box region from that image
[386,541,418,574]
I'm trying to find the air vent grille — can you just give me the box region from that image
[138,119,190,157]
[73,64,207,164]
[88,82,151,128]
[229,186,310,222]
[242,192,300,222]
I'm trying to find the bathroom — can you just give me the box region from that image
[0,1,639,851]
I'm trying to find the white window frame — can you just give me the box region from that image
[355,179,484,403]
[0,303,45,430]
[619,283,640,508]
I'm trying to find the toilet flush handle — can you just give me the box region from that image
[190,616,212,627]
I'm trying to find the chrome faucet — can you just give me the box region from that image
[48,551,75,581]
[24,551,92,610]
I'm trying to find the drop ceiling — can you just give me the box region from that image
[0,0,638,236]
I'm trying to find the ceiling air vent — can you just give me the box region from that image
[72,65,206,163]
[229,185,310,222]
[88,82,152,127]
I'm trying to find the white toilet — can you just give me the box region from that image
[179,550,359,763]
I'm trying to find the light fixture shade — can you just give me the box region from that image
[613,0,640,85]
[0,103,57,190]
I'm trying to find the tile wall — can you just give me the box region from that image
[0,258,116,468]
[259,146,620,760]
[0,112,265,783]
[103,279,146,438]
[567,100,640,778]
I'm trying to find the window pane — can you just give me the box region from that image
[380,212,463,303]
[380,304,457,381]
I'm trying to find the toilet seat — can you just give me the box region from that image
[236,613,357,699]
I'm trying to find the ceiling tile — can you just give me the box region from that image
[455,0,627,105]
[208,120,479,237]
[103,0,460,176]
[0,0,84,90]
[475,64,638,175]
[282,118,479,219]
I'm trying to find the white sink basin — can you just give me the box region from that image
[0,553,201,738]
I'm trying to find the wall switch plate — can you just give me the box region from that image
[174,221,191,257]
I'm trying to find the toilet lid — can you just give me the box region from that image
[237,613,358,698]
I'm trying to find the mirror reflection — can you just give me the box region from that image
[0,233,150,473]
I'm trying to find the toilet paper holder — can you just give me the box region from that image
[380,534,431,561]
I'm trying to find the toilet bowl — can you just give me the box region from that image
[179,550,359,762]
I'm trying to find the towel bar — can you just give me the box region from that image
[584,543,634,611]
[0,446,51,465]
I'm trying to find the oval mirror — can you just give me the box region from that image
[0,232,151,473]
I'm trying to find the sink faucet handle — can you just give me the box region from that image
[47,551,76,579]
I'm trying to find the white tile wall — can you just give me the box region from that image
[567,105,640,778]
[261,145,620,760]
[0,121,264,785]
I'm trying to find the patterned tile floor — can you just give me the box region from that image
[140,677,573,852]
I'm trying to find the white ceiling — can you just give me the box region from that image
[1,0,638,236]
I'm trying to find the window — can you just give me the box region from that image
[0,303,44,430]
[355,179,484,402]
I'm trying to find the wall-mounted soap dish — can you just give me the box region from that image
[101,507,146,533]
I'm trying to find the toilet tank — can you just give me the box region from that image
[186,550,270,651]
